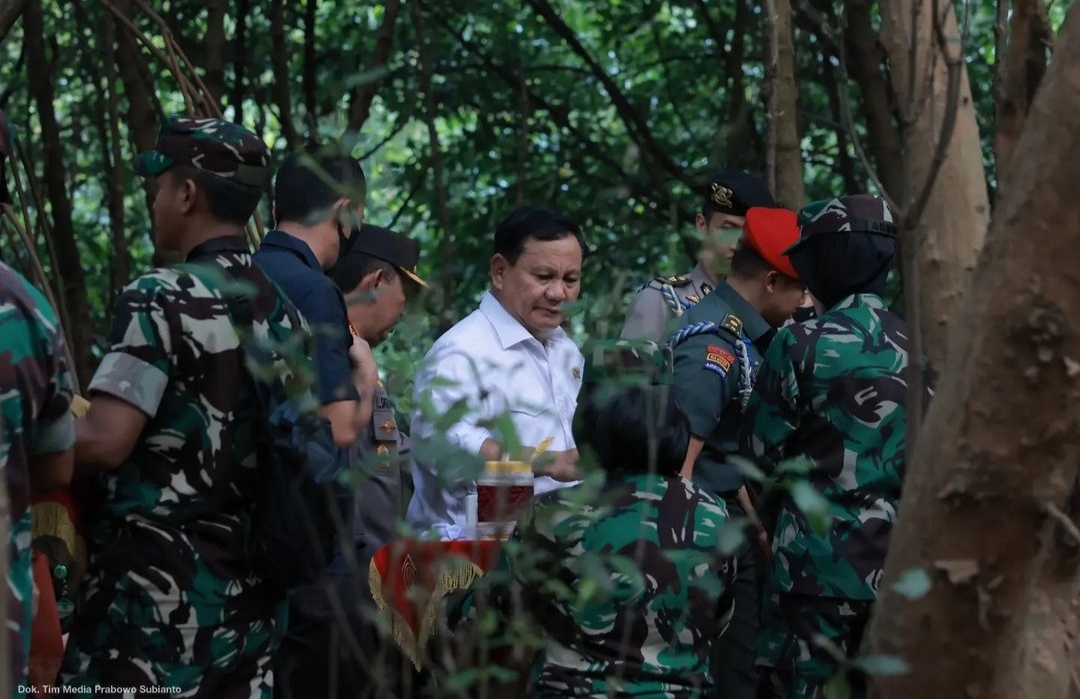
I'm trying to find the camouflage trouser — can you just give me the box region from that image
[756,592,871,699]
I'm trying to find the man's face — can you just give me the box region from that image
[696,211,745,278]
[345,270,407,347]
[151,170,189,252]
[761,271,808,328]
[490,235,583,337]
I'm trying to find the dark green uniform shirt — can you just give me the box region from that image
[669,283,772,494]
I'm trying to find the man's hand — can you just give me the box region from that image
[538,449,581,482]
[349,335,379,403]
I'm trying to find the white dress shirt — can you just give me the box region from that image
[406,291,584,539]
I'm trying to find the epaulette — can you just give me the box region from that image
[654,274,692,287]
[720,313,743,338]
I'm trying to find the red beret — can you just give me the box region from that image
[743,207,800,280]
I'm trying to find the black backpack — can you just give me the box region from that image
[187,259,354,590]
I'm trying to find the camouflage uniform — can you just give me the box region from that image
[739,196,931,699]
[0,263,75,690]
[456,475,737,699]
[61,118,296,697]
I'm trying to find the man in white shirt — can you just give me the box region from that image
[407,205,587,538]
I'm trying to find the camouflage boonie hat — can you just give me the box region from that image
[134,115,271,188]
[786,194,897,254]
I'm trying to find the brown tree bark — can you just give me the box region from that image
[109,0,159,240]
[867,6,1080,698]
[101,10,129,304]
[204,0,226,107]
[880,0,992,377]
[994,0,1051,188]
[762,0,805,209]
[302,0,317,129]
[269,0,299,148]
[346,0,402,134]
[230,0,249,122]
[24,0,92,384]
[843,0,904,197]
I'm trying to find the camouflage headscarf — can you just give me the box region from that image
[785,194,897,308]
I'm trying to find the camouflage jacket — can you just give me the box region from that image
[739,293,931,600]
[457,474,736,699]
[71,239,305,652]
[0,262,75,688]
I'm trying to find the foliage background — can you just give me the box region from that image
[0,0,1072,424]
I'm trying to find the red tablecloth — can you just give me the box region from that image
[369,539,502,669]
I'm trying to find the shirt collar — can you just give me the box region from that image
[714,282,772,342]
[260,230,322,271]
[829,293,888,313]
[480,291,564,350]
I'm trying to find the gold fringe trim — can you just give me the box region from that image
[31,501,87,579]
[368,555,486,671]
[369,557,424,671]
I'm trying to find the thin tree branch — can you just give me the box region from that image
[346,0,403,133]
[0,0,27,44]
[520,0,695,191]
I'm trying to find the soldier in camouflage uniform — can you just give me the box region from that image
[739,195,932,698]
[0,263,76,692]
[451,385,736,699]
[61,117,305,697]
[274,223,425,698]
[620,171,777,343]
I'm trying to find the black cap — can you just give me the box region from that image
[334,223,426,290]
[702,170,776,217]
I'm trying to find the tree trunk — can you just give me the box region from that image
[204,0,226,107]
[763,0,805,209]
[843,0,904,197]
[347,0,403,134]
[880,0,992,373]
[994,0,1051,189]
[24,0,92,385]
[269,0,299,148]
[230,0,249,122]
[866,7,1080,698]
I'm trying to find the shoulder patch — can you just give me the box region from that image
[655,274,692,287]
[720,313,743,337]
[704,343,735,376]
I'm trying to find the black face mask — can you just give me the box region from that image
[334,207,363,263]
[792,305,817,324]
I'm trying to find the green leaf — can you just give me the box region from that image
[729,455,767,483]
[789,480,831,535]
[823,672,852,699]
[891,567,932,600]
[855,654,911,676]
